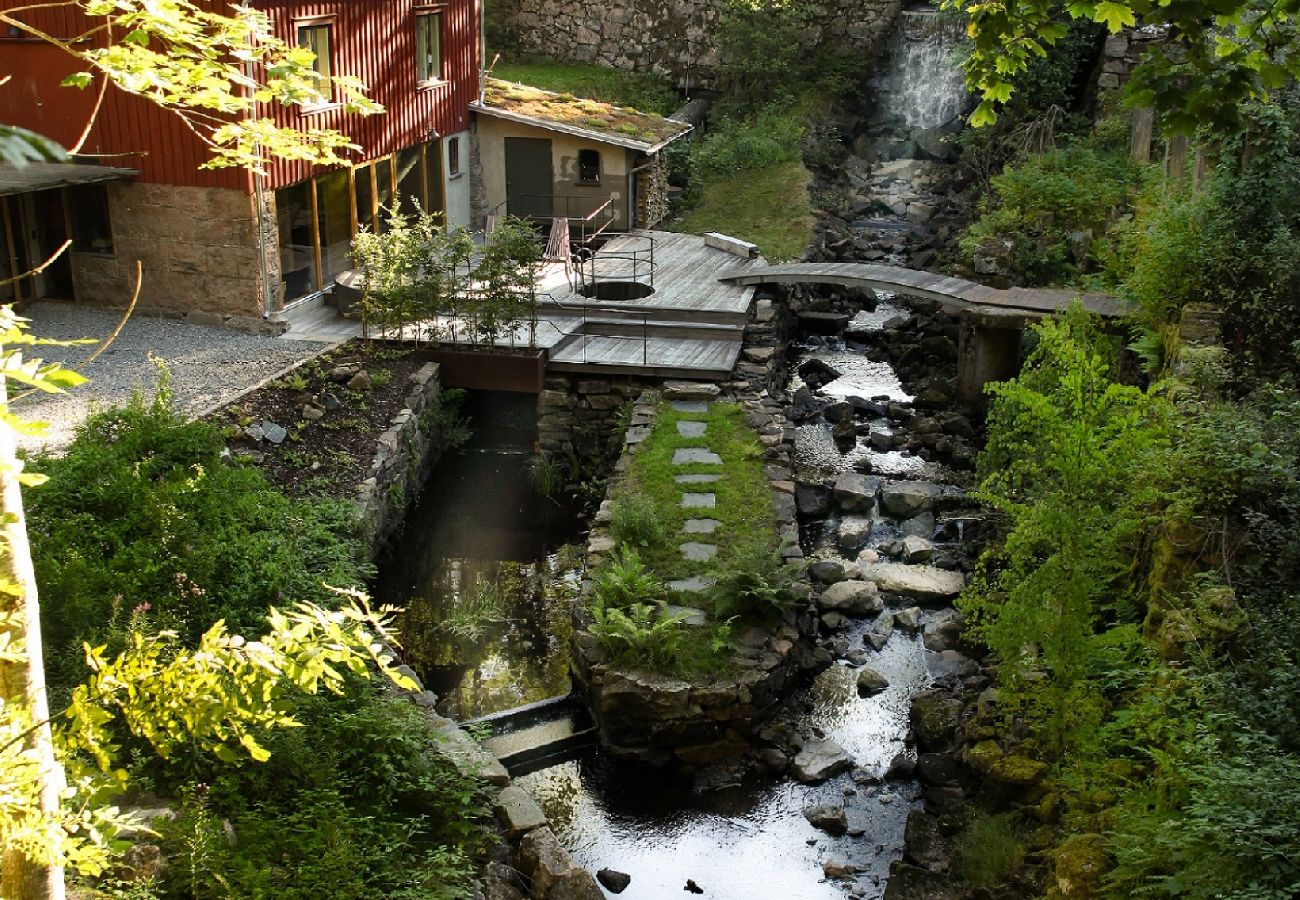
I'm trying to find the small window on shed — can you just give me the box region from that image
[577,149,600,185]
[448,136,461,177]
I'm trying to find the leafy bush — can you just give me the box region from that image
[588,602,687,669]
[689,106,805,184]
[27,394,369,692]
[590,548,663,609]
[155,684,491,899]
[709,545,802,619]
[960,146,1143,286]
[958,814,1025,889]
[609,491,666,551]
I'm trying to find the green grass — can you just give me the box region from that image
[670,161,813,261]
[621,402,775,587]
[488,57,679,115]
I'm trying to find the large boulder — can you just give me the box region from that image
[838,515,874,551]
[810,558,857,584]
[910,692,963,751]
[817,580,883,616]
[859,563,965,603]
[795,482,832,518]
[519,827,604,900]
[903,811,956,872]
[792,739,854,783]
[880,481,941,517]
[856,668,890,696]
[833,473,878,513]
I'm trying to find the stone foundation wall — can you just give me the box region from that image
[72,182,268,322]
[491,0,904,85]
[355,361,445,558]
[1096,27,1164,91]
[536,373,653,457]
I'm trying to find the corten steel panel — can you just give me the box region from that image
[421,347,546,393]
[0,0,478,190]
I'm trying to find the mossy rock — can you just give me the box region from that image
[910,692,963,751]
[964,739,1004,777]
[1051,833,1108,898]
[990,755,1049,788]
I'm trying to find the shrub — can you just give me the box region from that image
[590,547,663,609]
[588,602,686,669]
[26,394,370,692]
[957,813,1025,889]
[689,106,805,184]
[609,490,666,550]
[708,545,803,619]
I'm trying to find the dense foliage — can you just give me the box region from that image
[963,305,1300,896]
[27,388,369,692]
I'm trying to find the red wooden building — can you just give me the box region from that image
[0,0,481,323]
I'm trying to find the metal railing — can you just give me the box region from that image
[568,231,656,300]
[535,291,651,366]
[488,194,617,244]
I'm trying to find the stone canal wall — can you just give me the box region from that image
[355,361,445,558]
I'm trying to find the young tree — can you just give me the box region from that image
[944,0,1300,133]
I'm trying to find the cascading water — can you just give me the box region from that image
[874,9,970,131]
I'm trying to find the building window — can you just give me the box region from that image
[577,149,601,185]
[447,136,461,177]
[297,23,333,104]
[67,184,113,254]
[415,12,442,84]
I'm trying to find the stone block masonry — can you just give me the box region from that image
[491,0,905,86]
[71,182,270,327]
[355,362,445,558]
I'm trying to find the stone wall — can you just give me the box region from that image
[491,0,905,86]
[536,373,652,457]
[355,361,445,558]
[1096,26,1165,91]
[72,182,269,326]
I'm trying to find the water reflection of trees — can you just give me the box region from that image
[397,547,584,718]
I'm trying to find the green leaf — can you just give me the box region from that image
[1093,2,1137,32]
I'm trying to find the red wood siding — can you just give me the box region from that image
[0,0,479,192]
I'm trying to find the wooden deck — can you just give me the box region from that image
[719,262,1129,318]
[278,229,756,381]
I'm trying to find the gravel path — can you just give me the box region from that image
[13,302,334,453]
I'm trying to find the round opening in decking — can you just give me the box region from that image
[576,280,655,302]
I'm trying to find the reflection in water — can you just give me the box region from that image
[373,390,583,720]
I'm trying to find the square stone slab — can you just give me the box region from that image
[671,400,709,413]
[681,492,716,508]
[673,448,723,465]
[680,542,718,561]
[663,604,708,625]
[682,518,721,534]
[667,575,717,594]
[677,421,708,438]
[675,473,722,484]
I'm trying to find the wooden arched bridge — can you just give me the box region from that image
[718,262,1129,319]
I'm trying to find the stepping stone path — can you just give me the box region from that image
[668,575,716,593]
[675,473,722,484]
[670,398,723,575]
[673,447,723,465]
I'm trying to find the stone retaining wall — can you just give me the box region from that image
[536,373,651,455]
[355,361,445,558]
[569,384,817,767]
[490,0,904,86]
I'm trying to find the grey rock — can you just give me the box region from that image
[679,542,718,562]
[795,483,832,517]
[809,558,855,584]
[880,481,940,517]
[597,869,631,894]
[833,473,877,513]
[682,518,721,534]
[663,605,708,626]
[792,739,854,783]
[663,381,720,401]
[901,534,935,562]
[262,421,287,445]
[838,515,874,551]
[680,493,716,509]
[670,400,709,413]
[857,668,890,696]
[858,563,964,602]
[818,580,883,616]
[301,404,324,421]
[519,827,604,900]
[347,369,372,391]
[673,448,723,466]
[675,473,722,484]
[895,607,922,632]
[928,650,979,680]
[886,752,916,780]
[677,421,707,438]
[864,631,889,651]
[899,512,936,539]
[667,575,716,594]
[803,803,849,836]
[495,785,546,839]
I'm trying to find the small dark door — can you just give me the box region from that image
[20,190,73,299]
[504,137,553,220]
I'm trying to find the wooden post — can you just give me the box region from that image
[1130,108,1155,162]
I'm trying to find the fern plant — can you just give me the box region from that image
[588,602,686,669]
[590,548,663,609]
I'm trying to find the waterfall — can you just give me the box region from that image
[873,9,970,131]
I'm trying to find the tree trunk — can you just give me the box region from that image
[0,376,66,900]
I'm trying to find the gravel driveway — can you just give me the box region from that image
[12,302,334,453]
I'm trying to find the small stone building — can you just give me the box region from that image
[471,79,691,234]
